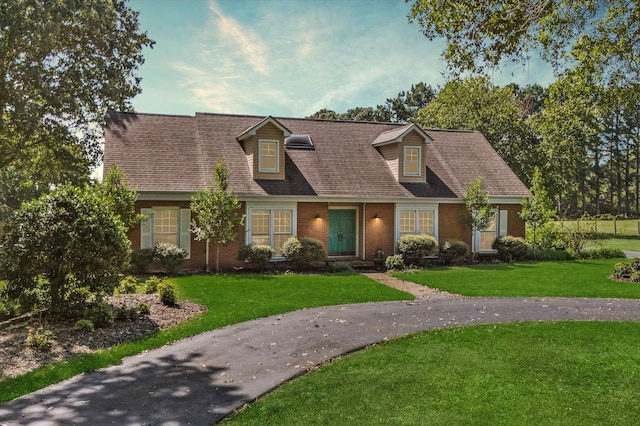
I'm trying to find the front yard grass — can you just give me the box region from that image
[393,259,640,298]
[587,235,640,252]
[0,273,410,403]
[225,321,640,425]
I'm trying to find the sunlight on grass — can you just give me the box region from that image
[226,321,640,425]
[393,259,640,298]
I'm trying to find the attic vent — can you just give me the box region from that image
[285,134,314,150]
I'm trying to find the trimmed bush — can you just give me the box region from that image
[397,234,438,267]
[439,239,468,264]
[157,280,176,306]
[118,276,138,294]
[327,261,354,273]
[89,302,114,328]
[613,262,633,279]
[493,236,528,261]
[136,302,151,316]
[238,245,274,271]
[282,237,325,270]
[154,243,187,275]
[631,271,640,283]
[130,248,155,274]
[631,258,640,272]
[76,319,94,332]
[385,254,405,271]
[25,326,54,350]
[144,276,163,294]
[525,248,572,261]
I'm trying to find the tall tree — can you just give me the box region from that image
[0,0,154,207]
[384,82,436,123]
[520,166,555,250]
[415,77,539,184]
[190,158,245,273]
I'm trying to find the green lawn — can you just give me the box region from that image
[393,259,640,298]
[587,235,640,252]
[225,321,640,425]
[0,273,410,403]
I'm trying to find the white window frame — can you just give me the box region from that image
[403,146,422,177]
[140,207,191,259]
[246,203,297,258]
[395,205,438,246]
[258,139,279,173]
[473,209,508,253]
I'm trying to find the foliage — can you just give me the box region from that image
[136,303,151,316]
[25,326,54,351]
[415,77,538,183]
[493,236,528,262]
[529,222,569,251]
[144,276,163,294]
[0,0,154,214]
[613,262,633,279]
[130,248,155,274]
[153,243,187,275]
[75,319,94,333]
[0,185,130,315]
[520,166,555,248]
[385,254,406,271]
[118,276,138,295]
[0,294,18,321]
[238,245,274,272]
[463,176,492,259]
[631,271,640,283]
[95,166,141,230]
[327,261,354,273]
[282,237,326,270]
[632,258,640,272]
[157,280,176,306]
[397,234,438,267]
[570,248,625,260]
[88,302,114,328]
[190,157,245,272]
[438,240,469,264]
[525,248,573,261]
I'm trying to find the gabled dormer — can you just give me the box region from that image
[372,124,432,183]
[237,116,291,180]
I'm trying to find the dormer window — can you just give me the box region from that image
[259,139,279,172]
[403,146,421,177]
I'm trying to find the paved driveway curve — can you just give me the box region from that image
[2,296,640,425]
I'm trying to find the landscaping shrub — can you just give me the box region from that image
[25,326,54,350]
[136,302,151,316]
[632,258,640,272]
[529,222,569,250]
[153,243,187,275]
[397,234,438,267]
[157,280,176,306]
[571,247,625,260]
[144,276,163,294]
[282,237,325,270]
[130,248,155,274]
[88,302,114,328]
[493,236,528,261]
[631,271,640,283]
[118,276,138,294]
[238,245,274,271]
[75,319,94,332]
[613,262,633,279]
[438,239,468,264]
[525,248,572,261]
[385,254,405,271]
[327,261,354,273]
[114,306,141,321]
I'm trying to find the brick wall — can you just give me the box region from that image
[364,203,395,260]
[297,202,329,251]
[498,204,525,238]
[438,203,470,246]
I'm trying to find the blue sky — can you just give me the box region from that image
[129,0,556,118]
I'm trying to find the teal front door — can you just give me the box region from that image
[328,209,356,256]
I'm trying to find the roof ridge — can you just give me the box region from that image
[109,110,195,119]
[424,128,478,133]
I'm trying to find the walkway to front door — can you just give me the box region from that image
[328,209,356,256]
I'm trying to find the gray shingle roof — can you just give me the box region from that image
[104,111,529,199]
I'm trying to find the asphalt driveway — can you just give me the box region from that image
[2,296,640,425]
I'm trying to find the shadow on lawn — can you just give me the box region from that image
[0,351,245,425]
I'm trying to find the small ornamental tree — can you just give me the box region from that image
[0,185,130,315]
[519,166,555,252]
[190,158,245,273]
[463,176,492,261]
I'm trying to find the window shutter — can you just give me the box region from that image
[180,208,191,257]
[499,210,508,237]
[140,208,153,249]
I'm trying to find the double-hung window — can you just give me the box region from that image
[403,146,421,177]
[397,207,437,240]
[140,207,191,257]
[247,205,296,256]
[259,140,279,172]
[474,209,509,252]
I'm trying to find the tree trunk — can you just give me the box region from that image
[205,238,210,273]
[215,241,220,273]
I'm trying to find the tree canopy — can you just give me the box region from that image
[0,0,153,198]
